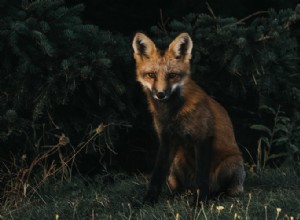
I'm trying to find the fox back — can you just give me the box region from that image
[132,32,245,204]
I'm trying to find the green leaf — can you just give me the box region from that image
[274,124,289,134]
[276,116,290,123]
[259,105,276,115]
[268,153,289,160]
[250,124,272,136]
[288,144,300,153]
[273,137,289,146]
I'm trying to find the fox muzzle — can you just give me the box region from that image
[153,90,171,100]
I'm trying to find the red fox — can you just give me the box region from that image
[132,32,245,204]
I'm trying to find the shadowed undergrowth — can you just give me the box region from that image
[3,166,300,220]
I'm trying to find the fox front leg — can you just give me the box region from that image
[193,138,213,204]
[144,139,177,204]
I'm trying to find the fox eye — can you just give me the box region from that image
[147,72,156,78]
[168,73,178,79]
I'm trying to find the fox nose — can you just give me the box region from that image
[156,92,166,100]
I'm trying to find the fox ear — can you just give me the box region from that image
[132,33,156,59]
[168,33,193,60]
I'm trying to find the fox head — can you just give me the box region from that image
[132,32,193,101]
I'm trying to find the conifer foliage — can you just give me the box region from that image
[0,0,131,165]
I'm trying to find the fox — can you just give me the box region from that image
[132,32,245,204]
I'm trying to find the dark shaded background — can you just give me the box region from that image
[66,0,298,33]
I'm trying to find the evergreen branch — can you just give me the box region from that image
[256,35,272,42]
[224,11,269,28]
[158,9,169,35]
[283,14,300,30]
[205,2,217,19]
[205,2,220,30]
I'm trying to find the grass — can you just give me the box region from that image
[1,166,300,220]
